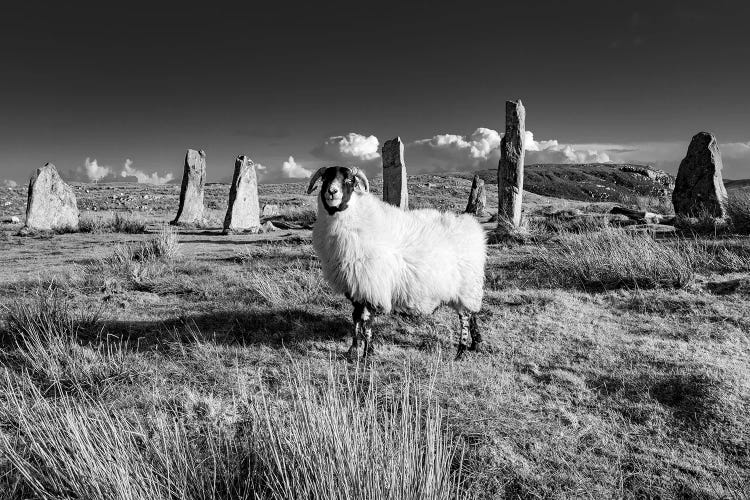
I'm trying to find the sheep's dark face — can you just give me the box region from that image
[320,167,357,214]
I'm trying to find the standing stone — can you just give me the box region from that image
[465,174,487,216]
[172,149,206,225]
[672,132,728,217]
[497,100,526,228]
[223,155,260,234]
[25,163,79,231]
[382,137,408,209]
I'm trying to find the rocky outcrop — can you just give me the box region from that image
[498,100,526,227]
[223,155,260,234]
[382,137,408,209]
[24,163,79,231]
[619,165,675,195]
[672,132,728,217]
[172,149,206,225]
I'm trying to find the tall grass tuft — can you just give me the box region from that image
[534,228,696,290]
[726,190,750,234]
[0,357,463,499]
[252,362,465,500]
[79,212,147,234]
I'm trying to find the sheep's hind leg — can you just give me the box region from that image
[348,302,364,358]
[455,312,471,361]
[469,313,482,351]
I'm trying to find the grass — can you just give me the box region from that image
[0,290,463,499]
[533,228,697,290]
[79,212,148,234]
[2,176,750,499]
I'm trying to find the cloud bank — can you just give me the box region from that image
[312,133,381,176]
[409,128,610,172]
[281,156,313,179]
[66,158,174,184]
[2,179,18,188]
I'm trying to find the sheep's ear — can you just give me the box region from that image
[306,167,327,194]
[350,167,370,192]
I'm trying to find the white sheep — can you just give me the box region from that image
[307,166,486,360]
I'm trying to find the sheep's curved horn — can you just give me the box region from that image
[350,167,370,192]
[306,167,328,194]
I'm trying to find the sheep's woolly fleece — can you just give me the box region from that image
[312,189,486,315]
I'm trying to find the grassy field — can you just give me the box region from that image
[0,176,749,499]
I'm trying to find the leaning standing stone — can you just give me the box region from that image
[223,155,260,234]
[465,174,487,216]
[672,132,728,217]
[382,137,408,209]
[172,149,206,225]
[24,163,79,231]
[497,100,526,228]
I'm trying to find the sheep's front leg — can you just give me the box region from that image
[348,302,364,358]
[455,312,471,360]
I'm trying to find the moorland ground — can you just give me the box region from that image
[0,173,748,499]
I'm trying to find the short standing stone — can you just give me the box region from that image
[223,155,260,233]
[498,100,526,228]
[262,204,280,217]
[24,163,79,231]
[382,137,408,209]
[672,132,728,217]
[172,149,206,225]
[465,174,487,215]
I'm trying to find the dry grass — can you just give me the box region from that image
[79,212,148,234]
[533,228,696,290]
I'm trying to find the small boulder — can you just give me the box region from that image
[262,204,280,217]
[24,163,79,231]
[261,221,279,233]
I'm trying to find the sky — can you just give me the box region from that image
[1,0,750,187]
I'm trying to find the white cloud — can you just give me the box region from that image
[314,133,380,162]
[120,158,174,184]
[84,158,112,181]
[67,158,174,184]
[525,131,611,164]
[281,156,312,179]
[2,179,18,188]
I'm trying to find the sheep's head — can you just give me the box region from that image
[307,166,369,214]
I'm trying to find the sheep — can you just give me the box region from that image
[307,166,486,360]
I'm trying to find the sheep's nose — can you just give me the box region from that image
[327,186,339,195]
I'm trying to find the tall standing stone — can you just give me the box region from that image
[382,137,408,209]
[497,100,526,228]
[223,155,260,234]
[172,149,206,225]
[25,163,79,231]
[672,132,728,217]
[465,174,487,216]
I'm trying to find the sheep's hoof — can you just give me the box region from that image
[454,344,468,361]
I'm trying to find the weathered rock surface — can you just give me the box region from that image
[223,155,260,234]
[619,165,675,195]
[382,137,408,209]
[465,174,487,215]
[672,132,728,217]
[24,163,79,231]
[498,100,526,227]
[172,149,206,225]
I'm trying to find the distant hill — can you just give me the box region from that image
[471,163,674,203]
[725,179,750,191]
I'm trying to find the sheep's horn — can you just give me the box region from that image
[306,167,328,194]
[350,167,370,192]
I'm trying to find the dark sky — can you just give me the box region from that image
[2,0,750,183]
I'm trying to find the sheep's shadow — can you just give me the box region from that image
[99,308,350,351]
